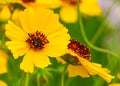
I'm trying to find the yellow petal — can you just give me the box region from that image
[20,49,34,73]
[0,6,11,21]
[38,13,60,36]
[0,80,7,86]
[78,57,114,83]
[43,25,70,57]
[5,20,27,41]
[68,64,89,77]
[60,5,77,23]
[33,51,51,68]
[0,64,7,74]
[0,49,8,61]
[0,50,8,74]
[47,25,69,39]
[109,83,120,86]
[117,73,120,80]
[6,41,29,59]
[11,9,21,26]
[19,7,37,33]
[36,0,62,8]
[34,7,55,34]
[80,0,102,16]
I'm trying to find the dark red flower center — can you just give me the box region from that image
[68,39,91,60]
[61,39,91,65]
[26,31,49,51]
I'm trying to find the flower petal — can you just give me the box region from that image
[80,0,102,16]
[20,49,34,73]
[34,7,55,34]
[37,12,61,36]
[36,0,62,8]
[109,83,120,86]
[5,20,27,41]
[33,51,51,68]
[6,41,29,59]
[19,7,36,33]
[78,57,114,83]
[0,50,8,74]
[44,26,70,57]
[0,64,7,74]
[0,80,7,86]
[60,5,77,23]
[68,64,89,77]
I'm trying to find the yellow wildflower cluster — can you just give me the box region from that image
[0,0,118,86]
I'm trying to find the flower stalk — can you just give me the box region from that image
[25,73,29,86]
[91,1,116,43]
[77,0,118,57]
[61,64,69,86]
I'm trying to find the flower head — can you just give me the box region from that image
[5,7,70,73]
[58,39,114,83]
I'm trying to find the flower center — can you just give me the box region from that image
[68,39,91,60]
[61,39,91,66]
[26,31,49,50]
[22,0,35,3]
[61,0,81,6]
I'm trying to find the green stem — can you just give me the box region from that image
[37,74,41,86]
[61,71,65,86]
[91,2,115,43]
[61,64,69,86]
[19,72,25,86]
[25,73,29,86]
[77,0,118,57]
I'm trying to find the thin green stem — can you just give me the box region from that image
[91,2,115,43]
[61,64,69,86]
[19,72,25,86]
[77,0,118,57]
[37,74,41,86]
[25,73,29,86]
[61,71,65,86]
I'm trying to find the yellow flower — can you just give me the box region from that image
[5,7,70,73]
[0,80,7,86]
[109,83,120,86]
[37,0,102,23]
[0,49,8,74]
[58,39,114,83]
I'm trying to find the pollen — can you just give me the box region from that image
[22,0,35,3]
[26,31,49,50]
[68,39,91,60]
